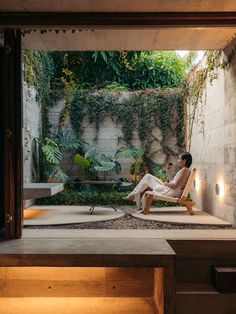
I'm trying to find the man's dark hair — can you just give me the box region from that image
[180,152,192,168]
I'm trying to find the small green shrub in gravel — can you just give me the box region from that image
[35,190,178,207]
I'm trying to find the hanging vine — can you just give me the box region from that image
[67,89,184,160]
[23,50,55,137]
[183,50,230,150]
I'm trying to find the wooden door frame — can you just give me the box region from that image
[1,29,23,239]
[1,11,236,239]
[0,47,4,233]
[0,12,236,28]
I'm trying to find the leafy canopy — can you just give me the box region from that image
[26,50,186,91]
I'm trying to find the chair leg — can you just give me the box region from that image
[143,194,154,215]
[185,201,195,215]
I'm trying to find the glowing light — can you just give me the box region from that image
[194,175,200,192]
[218,180,225,198]
[23,209,46,220]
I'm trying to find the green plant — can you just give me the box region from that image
[36,189,179,207]
[33,137,70,184]
[130,51,185,89]
[53,129,86,151]
[69,89,184,161]
[73,153,92,179]
[47,50,185,90]
[151,164,167,181]
[74,147,122,181]
[115,146,148,182]
[23,51,55,137]
[183,50,229,149]
[37,137,62,164]
[23,51,185,161]
[102,82,130,91]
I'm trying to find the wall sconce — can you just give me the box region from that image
[215,180,224,198]
[194,175,200,192]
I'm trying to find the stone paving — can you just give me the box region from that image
[24,205,232,229]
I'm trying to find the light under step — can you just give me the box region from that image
[0,297,158,314]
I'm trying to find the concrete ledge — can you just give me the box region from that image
[22,229,236,240]
[23,183,64,200]
[131,207,231,227]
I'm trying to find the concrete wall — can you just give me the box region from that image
[189,45,236,226]
[23,83,41,184]
[47,93,180,180]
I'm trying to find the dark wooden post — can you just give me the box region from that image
[0,47,4,232]
[1,29,23,239]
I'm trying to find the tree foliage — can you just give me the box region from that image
[25,50,186,91]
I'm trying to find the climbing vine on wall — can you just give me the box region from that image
[68,89,184,159]
[183,50,230,150]
[23,50,55,137]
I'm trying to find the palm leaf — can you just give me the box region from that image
[45,165,70,183]
[54,129,86,150]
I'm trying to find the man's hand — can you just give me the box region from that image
[163,181,169,186]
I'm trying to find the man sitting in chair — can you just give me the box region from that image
[123,152,192,212]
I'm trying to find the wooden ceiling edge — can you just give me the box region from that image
[1,12,236,28]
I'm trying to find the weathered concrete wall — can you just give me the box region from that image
[47,94,180,180]
[189,45,236,226]
[23,83,41,184]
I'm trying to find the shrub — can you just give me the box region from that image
[36,189,178,207]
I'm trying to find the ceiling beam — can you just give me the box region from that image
[1,12,236,29]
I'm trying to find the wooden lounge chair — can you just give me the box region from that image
[143,168,197,215]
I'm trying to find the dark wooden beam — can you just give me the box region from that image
[3,29,23,239]
[14,29,23,239]
[0,48,4,231]
[0,12,236,28]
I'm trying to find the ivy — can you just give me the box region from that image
[69,91,88,134]
[23,51,55,137]
[183,50,229,150]
[68,89,184,160]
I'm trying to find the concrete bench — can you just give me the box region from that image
[23,183,64,200]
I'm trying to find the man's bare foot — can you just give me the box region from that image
[123,195,135,201]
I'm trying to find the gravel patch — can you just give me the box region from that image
[25,206,233,230]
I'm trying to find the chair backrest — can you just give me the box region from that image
[181,168,196,198]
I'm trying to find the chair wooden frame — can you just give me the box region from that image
[143,168,197,215]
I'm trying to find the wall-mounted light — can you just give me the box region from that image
[215,180,224,198]
[194,175,200,192]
